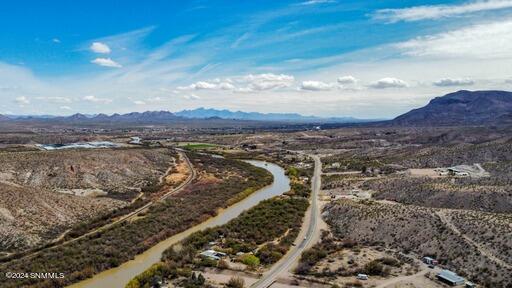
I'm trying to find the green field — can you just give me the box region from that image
[181,143,219,150]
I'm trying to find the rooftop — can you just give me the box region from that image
[437,270,465,284]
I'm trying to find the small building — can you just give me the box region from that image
[199,249,227,261]
[435,168,450,176]
[454,171,469,177]
[437,270,465,286]
[422,256,438,266]
[447,166,472,177]
[350,189,361,195]
[331,162,342,168]
[129,137,142,145]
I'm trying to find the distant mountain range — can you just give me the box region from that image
[392,90,512,126]
[174,108,371,123]
[0,109,370,124]
[81,111,179,123]
[1,111,180,124]
[2,90,511,126]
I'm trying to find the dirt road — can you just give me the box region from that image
[374,267,435,288]
[436,210,512,270]
[3,150,196,262]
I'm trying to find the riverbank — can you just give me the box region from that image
[68,160,289,288]
[0,153,273,288]
[126,159,313,288]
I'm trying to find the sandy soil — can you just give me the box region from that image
[375,268,445,288]
[407,168,440,177]
[165,154,190,186]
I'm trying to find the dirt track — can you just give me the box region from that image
[2,151,196,263]
[435,210,512,270]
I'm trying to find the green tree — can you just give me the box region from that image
[241,254,260,267]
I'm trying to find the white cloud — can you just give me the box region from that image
[234,87,254,93]
[337,75,357,84]
[433,78,475,86]
[506,78,512,84]
[60,106,71,110]
[177,74,294,92]
[192,81,218,89]
[15,96,30,106]
[231,33,251,48]
[299,0,336,5]
[177,81,235,90]
[396,19,512,59]
[183,94,201,100]
[36,96,72,103]
[242,73,295,90]
[147,97,163,103]
[300,80,333,91]
[91,58,122,68]
[82,95,112,104]
[90,42,111,54]
[369,77,408,89]
[52,38,61,43]
[133,100,146,105]
[3,16,511,118]
[374,0,512,22]
[217,82,236,90]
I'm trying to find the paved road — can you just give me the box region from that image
[251,154,322,288]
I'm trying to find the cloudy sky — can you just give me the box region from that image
[1,0,511,118]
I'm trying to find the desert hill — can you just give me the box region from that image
[393,90,512,126]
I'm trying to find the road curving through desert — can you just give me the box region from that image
[251,154,322,288]
[68,159,290,288]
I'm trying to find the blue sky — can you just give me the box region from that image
[1,0,512,118]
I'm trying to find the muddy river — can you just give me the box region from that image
[68,160,290,288]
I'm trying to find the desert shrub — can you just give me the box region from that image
[344,281,363,287]
[226,276,245,288]
[287,167,299,177]
[0,153,272,288]
[363,259,387,276]
[181,272,206,288]
[217,259,230,269]
[378,257,401,267]
[198,257,217,267]
[130,179,308,287]
[256,244,284,265]
[241,254,260,267]
[125,262,175,288]
[295,247,328,275]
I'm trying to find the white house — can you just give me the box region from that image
[129,137,142,145]
[200,249,227,261]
